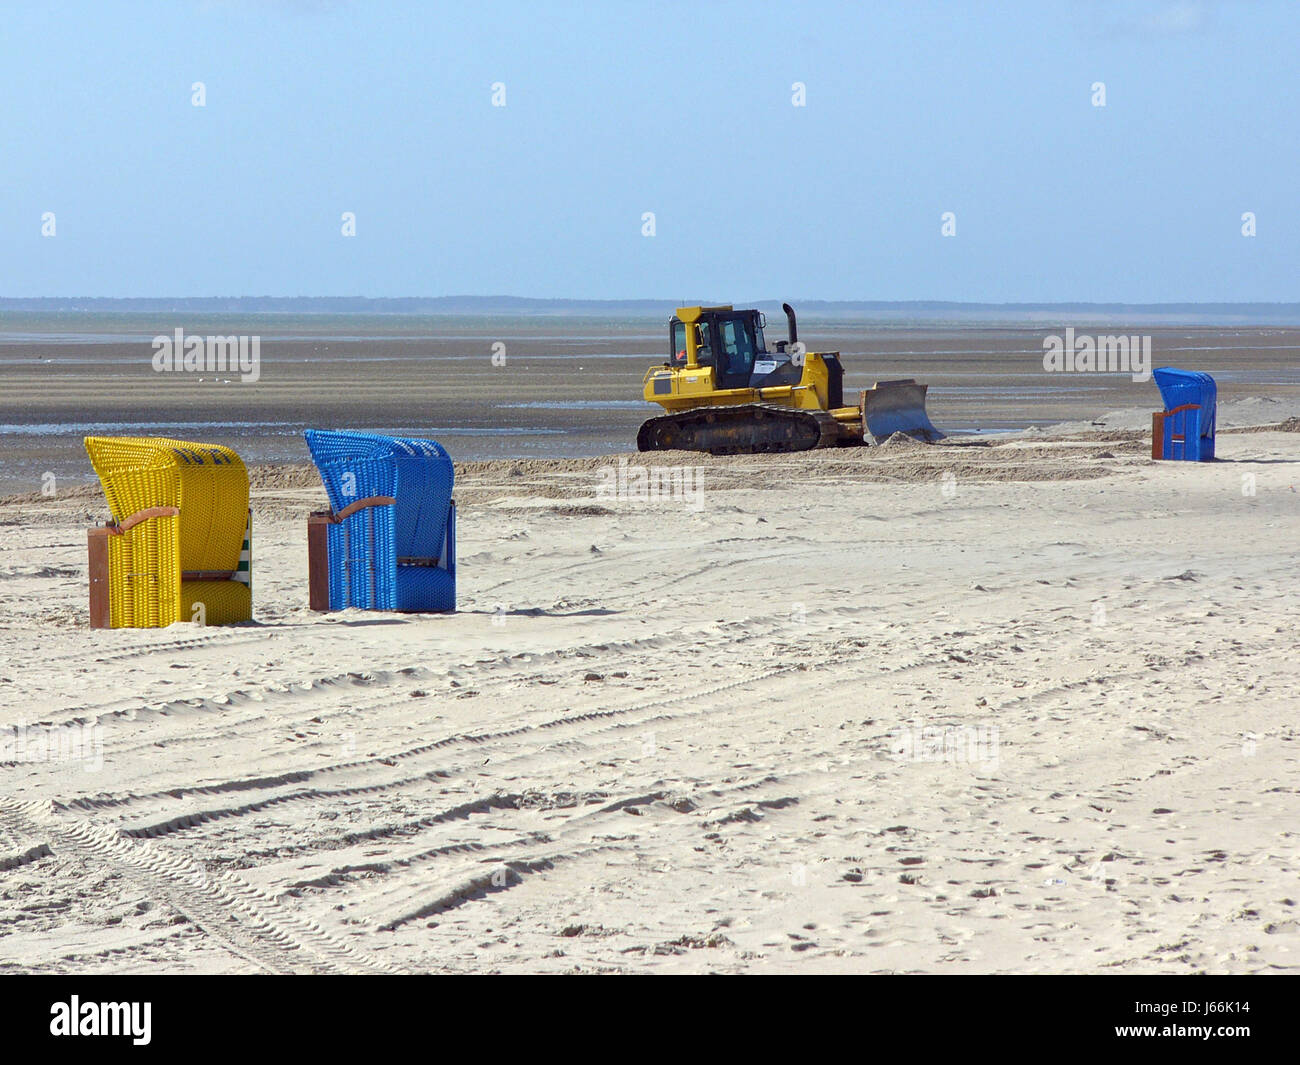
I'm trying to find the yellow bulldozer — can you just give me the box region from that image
[637,303,943,454]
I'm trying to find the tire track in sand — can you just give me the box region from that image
[0,799,395,975]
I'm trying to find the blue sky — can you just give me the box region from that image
[1,0,1295,301]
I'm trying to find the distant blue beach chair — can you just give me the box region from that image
[1151,367,1216,461]
[304,430,456,612]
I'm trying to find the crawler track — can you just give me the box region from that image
[637,403,843,454]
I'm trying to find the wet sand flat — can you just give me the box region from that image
[1,315,1298,495]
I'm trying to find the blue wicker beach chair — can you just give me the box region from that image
[1151,368,1216,461]
[304,430,456,612]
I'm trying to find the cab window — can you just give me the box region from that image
[720,317,755,376]
[671,321,687,365]
[696,323,713,366]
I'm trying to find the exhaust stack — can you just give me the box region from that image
[782,303,798,348]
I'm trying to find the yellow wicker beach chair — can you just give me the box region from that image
[84,436,252,628]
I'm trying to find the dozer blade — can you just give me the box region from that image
[859,380,944,444]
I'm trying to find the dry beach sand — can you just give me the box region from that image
[2,408,1300,974]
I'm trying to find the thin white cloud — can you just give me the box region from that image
[1081,0,1227,40]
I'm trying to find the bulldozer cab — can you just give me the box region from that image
[669,309,769,389]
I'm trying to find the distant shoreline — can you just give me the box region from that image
[2,296,1300,325]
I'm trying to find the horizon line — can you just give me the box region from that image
[3,296,1300,309]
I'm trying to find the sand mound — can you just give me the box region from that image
[1228,416,1300,434]
[876,431,926,448]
